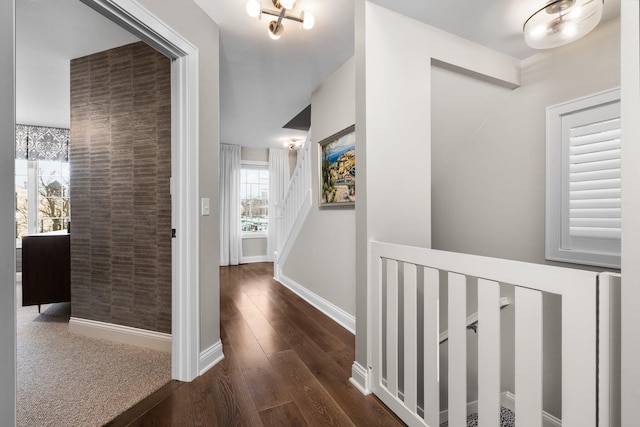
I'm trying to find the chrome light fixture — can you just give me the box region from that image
[285,139,304,150]
[523,0,604,49]
[246,0,315,40]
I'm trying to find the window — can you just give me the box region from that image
[546,88,620,268]
[240,162,269,236]
[15,159,70,241]
[15,125,70,245]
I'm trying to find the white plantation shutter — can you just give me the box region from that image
[547,88,621,268]
[568,118,621,239]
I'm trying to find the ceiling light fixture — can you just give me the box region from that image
[285,139,304,150]
[523,0,603,49]
[246,0,315,40]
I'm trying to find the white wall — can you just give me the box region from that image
[135,0,220,354]
[432,17,621,268]
[0,0,15,422]
[282,58,357,315]
[621,1,640,424]
[16,54,70,128]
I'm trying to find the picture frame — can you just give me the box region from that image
[318,124,356,208]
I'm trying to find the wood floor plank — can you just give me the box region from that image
[263,290,347,353]
[223,314,292,411]
[268,350,354,427]
[240,308,290,355]
[231,290,259,311]
[259,401,309,427]
[327,347,355,376]
[270,280,355,348]
[205,346,264,427]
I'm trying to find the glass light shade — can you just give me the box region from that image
[268,21,284,40]
[524,0,603,49]
[246,0,261,17]
[302,11,315,30]
[280,0,295,9]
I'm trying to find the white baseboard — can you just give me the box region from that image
[241,255,273,264]
[199,340,224,376]
[501,391,561,427]
[350,361,371,395]
[277,273,356,334]
[439,391,561,426]
[69,317,172,353]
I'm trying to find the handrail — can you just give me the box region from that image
[438,297,510,344]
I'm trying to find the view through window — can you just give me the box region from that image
[15,159,70,240]
[240,165,268,234]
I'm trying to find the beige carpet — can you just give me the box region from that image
[17,285,172,426]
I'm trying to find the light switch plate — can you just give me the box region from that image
[201,198,210,216]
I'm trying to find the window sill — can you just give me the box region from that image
[242,232,267,240]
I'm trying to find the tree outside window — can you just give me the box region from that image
[15,159,70,240]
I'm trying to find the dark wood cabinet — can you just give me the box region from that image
[21,232,70,310]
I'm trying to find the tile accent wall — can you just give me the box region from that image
[70,42,171,333]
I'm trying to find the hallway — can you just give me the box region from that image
[108,262,404,426]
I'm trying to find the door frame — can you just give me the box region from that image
[79,0,201,382]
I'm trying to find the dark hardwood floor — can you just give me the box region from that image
[107,262,405,426]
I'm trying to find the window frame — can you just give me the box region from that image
[240,160,269,239]
[546,87,621,269]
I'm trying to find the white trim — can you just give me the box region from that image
[240,255,273,264]
[543,410,563,426]
[438,392,561,427]
[81,0,202,382]
[69,317,172,353]
[545,87,621,269]
[349,361,371,395]
[171,49,201,382]
[199,340,224,376]
[502,392,561,427]
[241,160,268,168]
[277,273,355,334]
[242,232,268,239]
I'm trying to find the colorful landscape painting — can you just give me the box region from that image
[319,125,355,207]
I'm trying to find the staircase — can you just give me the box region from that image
[273,132,312,280]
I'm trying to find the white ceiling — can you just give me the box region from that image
[195,0,355,148]
[16,0,139,128]
[16,0,621,148]
[16,0,139,61]
[368,0,621,60]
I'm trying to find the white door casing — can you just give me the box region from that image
[79,0,201,382]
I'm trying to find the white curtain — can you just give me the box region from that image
[267,148,291,259]
[220,144,242,266]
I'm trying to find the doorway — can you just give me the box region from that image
[3,0,204,423]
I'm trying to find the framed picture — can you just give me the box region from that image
[318,125,355,208]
